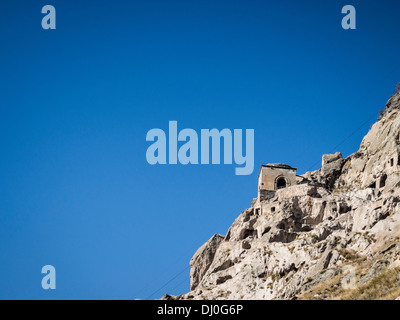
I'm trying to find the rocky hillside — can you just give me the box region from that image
[164,89,400,300]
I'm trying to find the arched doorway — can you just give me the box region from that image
[276,177,287,190]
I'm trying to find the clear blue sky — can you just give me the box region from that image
[0,0,399,299]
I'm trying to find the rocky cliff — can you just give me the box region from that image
[164,89,400,300]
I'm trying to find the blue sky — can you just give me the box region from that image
[0,0,399,299]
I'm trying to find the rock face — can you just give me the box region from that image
[164,89,400,300]
[189,234,224,290]
[321,152,344,189]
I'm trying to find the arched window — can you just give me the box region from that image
[276,177,287,190]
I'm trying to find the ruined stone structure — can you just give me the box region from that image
[256,163,297,202]
[258,163,297,192]
[250,164,298,216]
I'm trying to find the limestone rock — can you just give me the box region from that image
[189,234,224,290]
[321,152,344,189]
[162,90,400,300]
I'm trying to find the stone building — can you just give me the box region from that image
[258,163,297,192]
[251,163,298,216]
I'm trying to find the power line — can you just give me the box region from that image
[169,276,190,293]
[133,234,212,299]
[139,210,238,300]
[305,110,380,172]
[145,265,190,300]
[132,246,194,298]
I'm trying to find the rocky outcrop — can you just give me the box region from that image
[189,234,224,290]
[321,152,344,189]
[163,89,400,300]
[302,152,344,189]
